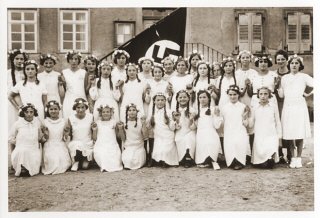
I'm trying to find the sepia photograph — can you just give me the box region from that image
[1,0,318,217]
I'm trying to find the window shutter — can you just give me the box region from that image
[300,14,311,52]
[287,14,299,53]
[251,13,262,53]
[238,14,249,51]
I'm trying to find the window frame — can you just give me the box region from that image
[59,9,90,53]
[7,9,39,53]
[114,21,135,48]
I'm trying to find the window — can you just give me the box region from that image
[142,8,176,30]
[236,12,264,54]
[59,10,89,52]
[285,12,312,53]
[114,22,135,47]
[8,10,38,52]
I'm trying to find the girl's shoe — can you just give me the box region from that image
[289,158,296,169]
[212,162,221,170]
[295,157,303,168]
[71,161,79,171]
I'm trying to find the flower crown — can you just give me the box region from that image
[65,50,82,59]
[221,57,236,67]
[97,104,114,113]
[8,49,28,60]
[161,56,175,65]
[98,62,113,71]
[196,60,211,68]
[175,56,188,64]
[24,60,40,69]
[40,53,58,63]
[45,100,61,112]
[227,85,240,93]
[154,92,166,99]
[188,50,204,61]
[138,56,154,65]
[254,55,272,63]
[153,62,165,71]
[19,103,36,113]
[125,63,139,70]
[84,54,98,63]
[112,49,130,59]
[74,98,88,106]
[237,50,254,62]
[126,103,138,110]
[288,54,303,64]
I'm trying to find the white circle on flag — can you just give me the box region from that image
[145,40,180,62]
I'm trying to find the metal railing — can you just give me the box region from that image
[184,42,228,64]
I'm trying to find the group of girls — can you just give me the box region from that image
[7,48,313,177]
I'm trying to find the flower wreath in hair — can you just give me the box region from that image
[138,56,154,66]
[24,60,40,70]
[237,50,254,62]
[65,50,82,59]
[188,50,204,61]
[175,56,188,65]
[112,49,130,60]
[98,62,113,71]
[97,104,114,114]
[72,98,89,110]
[126,103,139,111]
[153,92,167,101]
[19,103,38,117]
[83,54,99,63]
[152,62,165,72]
[196,60,211,69]
[39,53,58,65]
[288,54,304,64]
[226,84,240,94]
[161,56,175,65]
[254,55,273,63]
[221,56,236,68]
[125,63,139,70]
[45,100,61,112]
[8,49,29,60]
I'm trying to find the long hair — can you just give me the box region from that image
[187,53,202,73]
[192,62,211,87]
[150,94,169,127]
[218,60,237,102]
[23,61,40,86]
[84,55,99,78]
[195,90,211,120]
[125,64,141,83]
[8,50,28,86]
[125,104,138,129]
[175,90,190,118]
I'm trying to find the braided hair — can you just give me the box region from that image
[97,63,113,90]
[150,94,169,127]
[23,60,40,86]
[125,104,138,129]
[8,49,28,86]
[218,59,237,103]
[175,90,190,118]
[195,90,211,120]
[125,64,141,83]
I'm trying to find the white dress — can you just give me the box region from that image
[215,75,237,109]
[195,106,222,164]
[120,79,146,122]
[192,78,215,108]
[111,66,126,85]
[42,118,71,175]
[279,72,313,139]
[89,78,121,121]
[67,113,93,162]
[235,68,257,106]
[9,119,41,176]
[222,101,249,166]
[150,108,179,165]
[38,70,62,104]
[93,119,123,172]
[169,74,193,110]
[11,80,48,122]
[122,120,146,169]
[62,68,87,118]
[250,103,282,164]
[174,107,196,162]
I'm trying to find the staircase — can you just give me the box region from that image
[184,42,228,64]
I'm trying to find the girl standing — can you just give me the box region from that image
[194,90,222,170]
[89,62,121,121]
[92,105,124,172]
[147,93,179,167]
[62,51,87,118]
[8,60,48,122]
[9,104,43,177]
[138,57,154,82]
[38,54,65,105]
[64,98,94,171]
[41,101,71,175]
[221,85,250,170]
[174,90,196,168]
[83,55,99,113]
[250,87,282,168]
[111,50,130,84]
[121,104,148,170]
[187,51,203,78]
[162,56,177,82]
[278,55,313,168]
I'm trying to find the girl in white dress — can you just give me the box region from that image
[119,63,149,122]
[92,105,124,172]
[111,50,130,85]
[173,90,196,168]
[41,101,71,175]
[90,62,121,121]
[121,104,148,170]
[221,85,250,170]
[8,60,48,123]
[278,54,313,168]
[249,87,282,169]
[9,104,43,177]
[83,55,99,113]
[147,93,179,167]
[38,54,65,105]
[169,57,193,110]
[187,51,203,78]
[64,98,94,171]
[61,51,87,118]
[194,90,222,170]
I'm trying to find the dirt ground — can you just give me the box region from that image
[8,127,314,212]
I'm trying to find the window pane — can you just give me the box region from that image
[12,42,22,49]
[63,24,73,32]
[25,42,35,50]
[11,33,22,41]
[239,25,248,40]
[76,24,85,32]
[253,25,262,40]
[63,41,73,50]
[288,25,297,40]
[24,12,35,21]
[63,12,73,20]
[117,35,124,44]
[301,25,310,40]
[25,24,35,32]
[11,12,22,20]
[76,13,86,21]
[124,35,132,42]
[63,33,73,40]
[123,25,131,34]
[76,41,85,50]
[117,24,124,34]
[11,24,21,32]
[25,33,35,41]
[76,33,86,40]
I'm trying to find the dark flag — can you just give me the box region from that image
[102,8,187,64]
